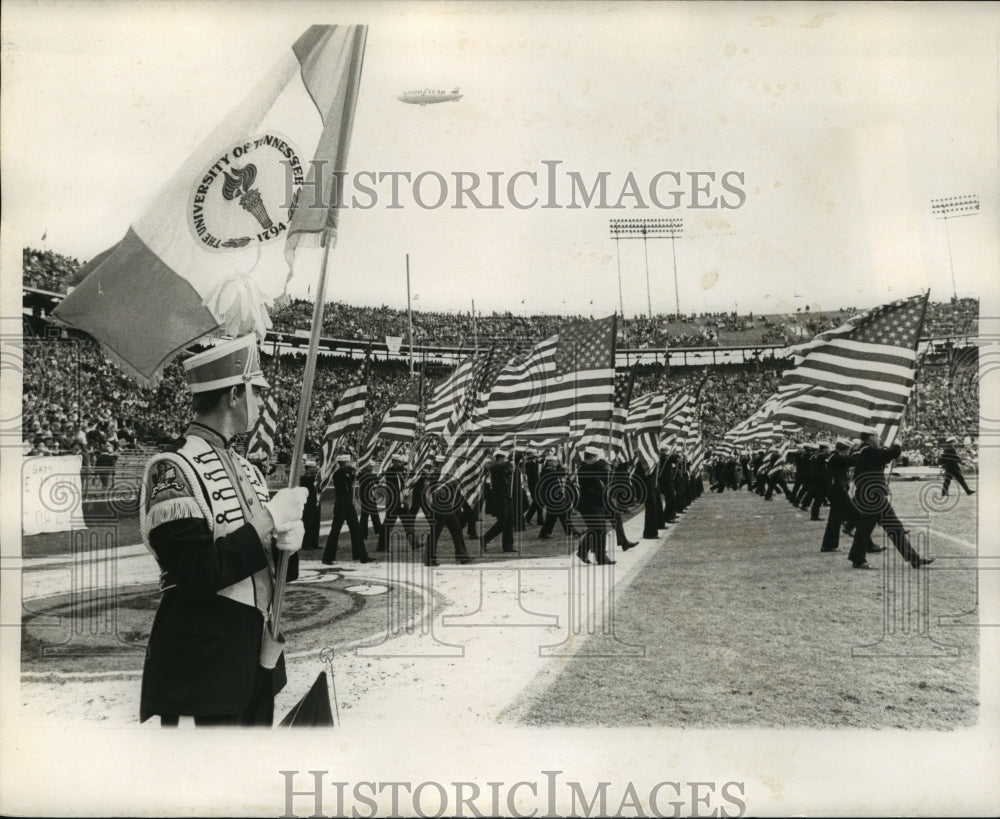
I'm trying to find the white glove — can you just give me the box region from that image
[274,520,305,553]
[265,487,308,529]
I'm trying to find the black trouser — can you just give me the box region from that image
[359,508,382,538]
[424,510,470,564]
[764,472,788,500]
[302,504,321,551]
[614,512,631,546]
[578,514,610,562]
[379,505,415,551]
[659,487,676,524]
[465,497,483,536]
[849,502,918,566]
[809,484,826,519]
[942,471,973,495]
[540,506,573,537]
[513,491,527,532]
[323,502,369,561]
[821,486,852,551]
[482,497,515,550]
[643,473,660,538]
[160,664,274,727]
[524,494,543,525]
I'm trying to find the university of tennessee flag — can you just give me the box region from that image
[53,25,367,387]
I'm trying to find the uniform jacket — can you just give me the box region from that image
[138,423,296,721]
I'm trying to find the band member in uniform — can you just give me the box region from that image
[138,335,306,727]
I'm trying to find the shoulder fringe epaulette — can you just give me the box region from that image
[139,451,212,547]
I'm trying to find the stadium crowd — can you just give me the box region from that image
[21,245,979,474]
[25,247,978,351]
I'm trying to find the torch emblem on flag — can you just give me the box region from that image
[222,164,272,230]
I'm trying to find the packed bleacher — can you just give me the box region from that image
[21,245,980,474]
[25,247,979,351]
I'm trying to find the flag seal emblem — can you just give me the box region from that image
[188,132,304,251]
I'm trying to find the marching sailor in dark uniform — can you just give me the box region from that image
[576,446,614,565]
[940,436,975,497]
[848,429,934,570]
[820,439,853,553]
[379,451,415,551]
[322,452,373,564]
[481,449,516,552]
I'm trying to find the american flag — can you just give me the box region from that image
[576,370,632,464]
[404,431,442,495]
[439,432,489,507]
[424,355,477,435]
[379,378,423,442]
[478,315,616,439]
[626,391,667,473]
[770,292,929,444]
[719,392,784,450]
[659,389,692,448]
[246,394,279,462]
[317,380,367,490]
[356,378,422,470]
[685,403,706,473]
[446,343,510,440]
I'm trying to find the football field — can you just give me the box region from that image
[19,477,979,732]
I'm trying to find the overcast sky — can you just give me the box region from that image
[2,1,997,319]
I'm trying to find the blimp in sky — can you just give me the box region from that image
[397,87,463,105]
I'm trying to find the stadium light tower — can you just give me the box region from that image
[609,218,684,319]
[931,194,979,301]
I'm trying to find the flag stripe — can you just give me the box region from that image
[425,357,476,433]
[52,229,218,385]
[766,293,927,440]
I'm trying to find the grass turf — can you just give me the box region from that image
[506,480,979,730]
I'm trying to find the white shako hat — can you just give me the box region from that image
[183,335,269,393]
[584,445,603,458]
